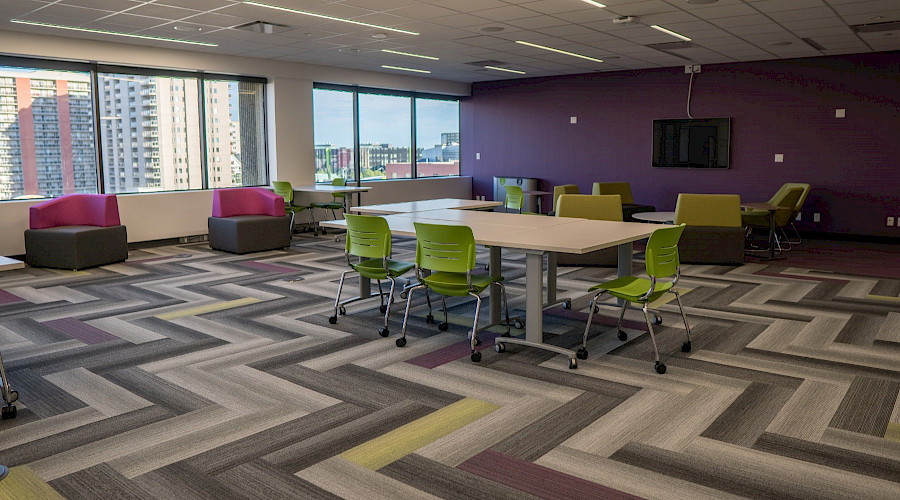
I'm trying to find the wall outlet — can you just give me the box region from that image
[774,154,784,162]
[888,216,895,227]
[835,108,846,118]
[476,152,480,160]
[684,65,701,73]
[692,64,701,73]
[813,213,821,222]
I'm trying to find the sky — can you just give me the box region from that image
[313,88,458,148]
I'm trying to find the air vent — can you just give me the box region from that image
[645,41,696,50]
[852,20,900,33]
[465,60,506,67]
[235,21,293,34]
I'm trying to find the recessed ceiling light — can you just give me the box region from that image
[9,19,217,46]
[767,41,792,46]
[480,26,505,33]
[579,1,606,7]
[515,40,603,62]
[485,65,526,74]
[381,49,438,60]
[687,0,718,4]
[244,1,418,35]
[381,65,430,74]
[173,25,201,32]
[371,33,388,39]
[650,25,692,41]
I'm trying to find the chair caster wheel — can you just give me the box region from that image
[655,362,667,374]
[576,348,588,360]
[617,330,628,341]
[400,291,408,300]
[1,405,16,419]
[495,343,505,353]
[568,358,578,369]
[438,322,449,332]
[654,315,662,325]
[379,305,388,314]
[396,337,407,347]
[682,341,692,352]
[563,300,572,310]
[471,351,482,362]
[425,314,435,324]
[513,320,524,329]
[328,316,337,324]
[321,228,328,235]
[339,306,346,316]
[379,327,389,337]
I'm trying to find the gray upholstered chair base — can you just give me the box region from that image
[623,204,656,222]
[208,215,291,254]
[557,247,618,267]
[678,226,745,265]
[25,225,128,270]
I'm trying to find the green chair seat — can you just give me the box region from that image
[353,257,415,280]
[311,178,347,235]
[272,181,313,233]
[581,224,692,374]
[421,271,500,296]
[311,201,344,210]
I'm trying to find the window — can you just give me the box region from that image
[204,80,267,187]
[313,88,355,182]
[313,84,460,183]
[0,64,97,200]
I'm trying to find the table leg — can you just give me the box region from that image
[546,252,557,304]
[489,246,502,324]
[525,252,544,343]
[769,210,776,260]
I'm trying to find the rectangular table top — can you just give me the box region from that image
[323,210,655,254]
[350,198,501,214]
[292,185,372,194]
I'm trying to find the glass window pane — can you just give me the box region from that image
[415,98,459,177]
[205,80,267,187]
[313,88,355,183]
[98,73,201,193]
[0,65,97,200]
[359,93,411,180]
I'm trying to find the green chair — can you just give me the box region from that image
[503,184,525,213]
[742,186,805,252]
[311,178,347,235]
[399,222,510,362]
[555,194,622,267]
[329,214,415,338]
[582,224,691,374]
[272,181,312,233]
[548,184,579,216]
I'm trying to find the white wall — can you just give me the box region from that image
[0,30,472,256]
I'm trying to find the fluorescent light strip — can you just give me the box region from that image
[485,65,525,75]
[381,49,438,60]
[579,1,607,8]
[10,19,217,46]
[381,65,430,74]
[515,41,603,63]
[244,1,419,36]
[650,25,691,41]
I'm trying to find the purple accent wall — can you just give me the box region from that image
[461,52,900,237]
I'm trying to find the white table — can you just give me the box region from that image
[351,198,501,215]
[0,257,24,271]
[632,211,676,224]
[322,209,655,368]
[292,184,372,213]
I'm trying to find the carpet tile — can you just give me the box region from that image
[0,236,898,499]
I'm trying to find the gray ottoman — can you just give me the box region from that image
[208,215,291,254]
[25,225,128,270]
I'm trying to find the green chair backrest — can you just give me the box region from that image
[645,224,686,279]
[673,193,742,227]
[772,187,805,227]
[768,182,810,212]
[556,194,623,221]
[332,177,346,200]
[414,222,476,274]
[345,213,390,260]
[552,184,579,213]
[504,185,524,212]
[272,181,294,204]
[592,182,635,205]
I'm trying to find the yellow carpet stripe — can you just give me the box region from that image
[341,398,500,470]
[866,294,900,303]
[155,297,261,320]
[0,466,66,500]
[649,286,690,307]
[885,422,900,443]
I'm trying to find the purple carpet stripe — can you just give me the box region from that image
[44,317,120,344]
[405,331,502,369]
[0,289,26,304]
[458,449,645,500]
[239,261,300,273]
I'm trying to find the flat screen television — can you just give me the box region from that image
[652,117,731,169]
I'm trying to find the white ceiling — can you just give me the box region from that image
[1,0,898,82]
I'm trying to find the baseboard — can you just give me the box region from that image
[799,231,900,244]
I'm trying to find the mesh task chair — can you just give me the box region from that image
[399,222,510,362]
[581,224,691,374]
[329,214,415,338]
[742,187,805,252]
[272,181,313,234]
[311,178,347,235]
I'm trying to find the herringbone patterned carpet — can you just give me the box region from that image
[0,235,898,499]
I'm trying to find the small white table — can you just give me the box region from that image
[632,211,676,224]
[0,257,24,271]
[351,198,501,215]
[522,190,552,214]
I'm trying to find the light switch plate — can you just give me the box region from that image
[775,154,784,163]
[836,108,845,118]
[570,116,577,124]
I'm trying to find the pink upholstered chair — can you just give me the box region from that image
[25,194,128,269]
[208,188,292,254]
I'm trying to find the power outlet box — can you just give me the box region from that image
[684,64,701,74]
[888,216,895,227]
[813,213,821,223]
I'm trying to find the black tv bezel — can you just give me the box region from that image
[651,117,732,169]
